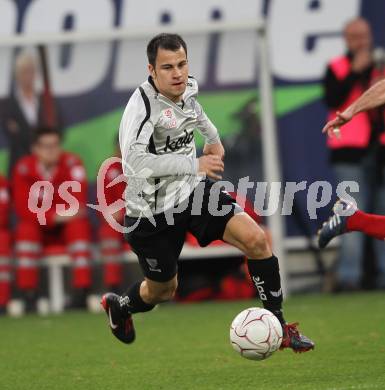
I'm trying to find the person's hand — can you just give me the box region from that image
[198,154,224,180]
[203,141,225,161]
[322,109,353,138]
[351,49,372,73]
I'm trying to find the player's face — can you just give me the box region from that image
[148,47,188,103]
[345,20,372,53]
[33,134,62,167]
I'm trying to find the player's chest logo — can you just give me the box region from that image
[161,108,177,129]
[164,129,194,152]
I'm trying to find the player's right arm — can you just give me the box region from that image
[322,79,385,137]
[120,89,223,180]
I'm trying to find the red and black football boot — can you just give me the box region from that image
[101,293,135,344]
[280,322,315,353]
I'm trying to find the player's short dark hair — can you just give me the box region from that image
[147,33,187,67]
[32,127,62,144]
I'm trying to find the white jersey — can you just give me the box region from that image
[119,76,220,218]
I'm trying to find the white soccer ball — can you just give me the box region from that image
[230,307,283,360]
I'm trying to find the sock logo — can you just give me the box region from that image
[252,276,267,301]
[270,288,282,297]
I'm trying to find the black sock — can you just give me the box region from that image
[247,255,285,324]
[124,281,155,314]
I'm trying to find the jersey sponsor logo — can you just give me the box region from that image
[164,129,194,152]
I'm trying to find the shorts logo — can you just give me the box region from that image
[270,288,282,297]
[146,257,161,272]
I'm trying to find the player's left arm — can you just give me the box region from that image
[194,100,225,160]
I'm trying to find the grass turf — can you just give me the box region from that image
[0,292,384,390]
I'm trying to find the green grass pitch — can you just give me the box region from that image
[1,292,384,390]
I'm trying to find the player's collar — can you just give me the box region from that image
[148,76,159,93]
[148,76,187,111]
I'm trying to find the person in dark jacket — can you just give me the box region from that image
[1,50,59,177]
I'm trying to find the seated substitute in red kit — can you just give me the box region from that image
[12,127,92,311]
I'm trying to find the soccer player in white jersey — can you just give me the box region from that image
[101,33,314,352]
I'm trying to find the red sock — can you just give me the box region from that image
[347,210,385,240]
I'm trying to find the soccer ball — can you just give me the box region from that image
[230,307,283,360]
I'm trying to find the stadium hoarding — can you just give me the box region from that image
[0,0,384,236]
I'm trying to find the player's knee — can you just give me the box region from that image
[242,228,269,258]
